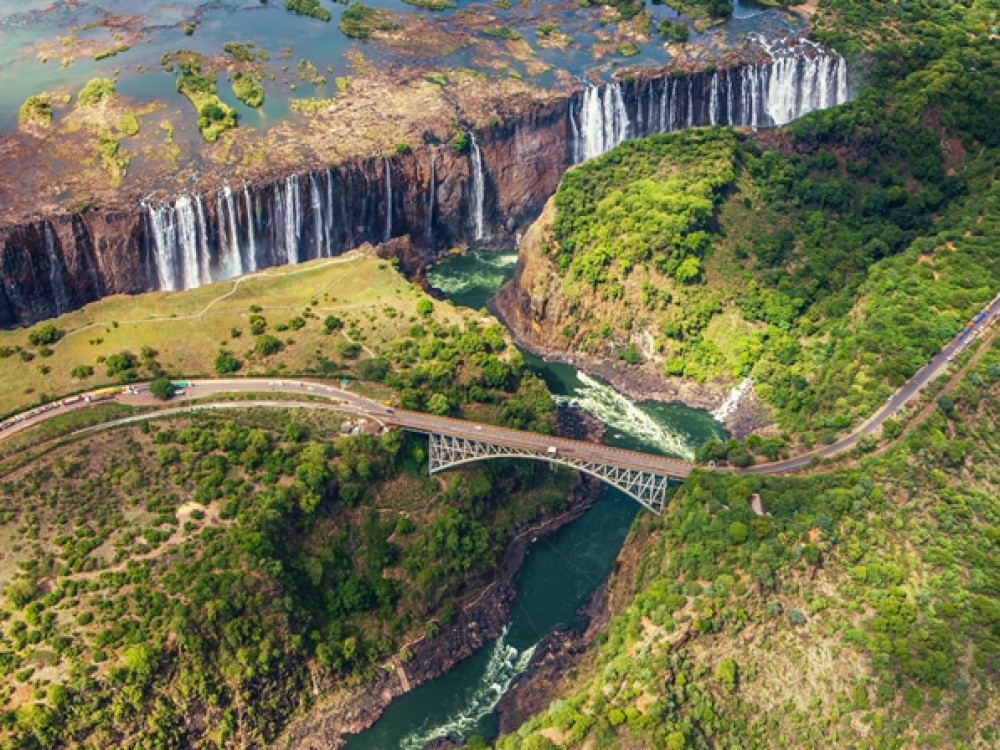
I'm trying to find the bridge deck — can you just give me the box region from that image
[384,408,696,478]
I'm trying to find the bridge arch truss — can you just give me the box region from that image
[427,432,676,514]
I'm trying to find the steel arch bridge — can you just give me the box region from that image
[426,432,679,514]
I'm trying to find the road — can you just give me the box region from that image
[2,291,998,480]
[738,291,1000,473]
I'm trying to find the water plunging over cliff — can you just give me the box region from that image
[0,45,851,328]
[578,84,629,161]
[384,156,393,243]
[573,41,849,161]
[470,133,486,242]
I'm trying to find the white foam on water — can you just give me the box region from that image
[557,371,697,460]
[712,377,752,422]
[397,628,536,750]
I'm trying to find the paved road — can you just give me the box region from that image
[2,292,998,479]
[738,291,1000,473]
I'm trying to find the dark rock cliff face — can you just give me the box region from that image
[0,96,573,328]
[0,51,849,328]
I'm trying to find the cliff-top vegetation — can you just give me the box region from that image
[162,51,237,142]
[516,0,1000,446]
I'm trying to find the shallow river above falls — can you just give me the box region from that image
[342,251,724,748]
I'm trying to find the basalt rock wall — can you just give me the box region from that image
[0,50,849,328]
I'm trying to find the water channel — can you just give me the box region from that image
[343,251,724,748]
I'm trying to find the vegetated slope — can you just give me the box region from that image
[0,256,569,746]
[500,336,1000,749]
[499,0,1000,446]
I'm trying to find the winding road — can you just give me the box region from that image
[2,292,998,483]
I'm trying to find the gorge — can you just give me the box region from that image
[0,42,848,328]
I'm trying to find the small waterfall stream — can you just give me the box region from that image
[470,132,486,242]
[384,156,393,243]
[42,222,68,315]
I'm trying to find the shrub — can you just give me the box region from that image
[70,364,94,379]
[27,323,62,346]
[77,78,115,106]
[286,0,332,21]
[150,377,174,400]
[19,95,52,126]
[256,335,283,356]
[337,340,362,359]
[214,351,241,374]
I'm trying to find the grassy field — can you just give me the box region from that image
[0,252,469,415]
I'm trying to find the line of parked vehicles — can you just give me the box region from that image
[0,383,159,433]
[946,302,998,362]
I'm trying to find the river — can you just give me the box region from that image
[342,251,723,748]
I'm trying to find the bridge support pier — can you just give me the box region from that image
[427,432,674,514]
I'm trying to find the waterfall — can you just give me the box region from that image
[579,82,631,161]
[324,168,334,256]
[579,87,602,160]
[309,172,324,258]
[215,192,227,279]
[383,156,392,243]
[709,72,719,126]
[568,100,581,164]
[283,174,301,264]
[686,79,694,128]
[175,194,202,290]
[647,81,656,137]
[668,77,677,131]
[757,35,850,126]
[223,184,242,278]
[195,194,211,284]
[636,84,645,137]
[427,148,436,238]
[243,186,257,272]
[470,132,486,242]
[145,201,178,292]
[727,69,735,126]
[43,222,68,315]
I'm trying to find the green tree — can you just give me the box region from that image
[105,351,139,382]
[150,377,174,400]
[714,657,738,692]
[28,323,62,346]
[416,298,434,317]
[256,334,283,356]
[426,393,450,415]
[123,643,159,678]
[214,351,241,374]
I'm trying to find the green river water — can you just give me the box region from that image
[344,250,724,748]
